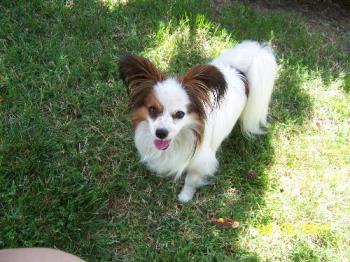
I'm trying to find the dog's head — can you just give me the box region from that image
[119,55,226,151]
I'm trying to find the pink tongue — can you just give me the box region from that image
[154,139,170,150]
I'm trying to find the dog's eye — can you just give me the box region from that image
[148,106,157,117]
[173,111,185,119]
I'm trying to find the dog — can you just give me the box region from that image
[119,41,277,202]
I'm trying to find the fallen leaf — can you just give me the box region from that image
[312,120,322,130]
[210,218,240,229]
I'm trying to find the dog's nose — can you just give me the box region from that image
[155,128,168,139]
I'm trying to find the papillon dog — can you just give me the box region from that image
[119,41,277,202]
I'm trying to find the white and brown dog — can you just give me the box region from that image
[119,41,277,202]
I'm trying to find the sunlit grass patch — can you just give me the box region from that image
[239,72,350,261]
[145,15,233,72]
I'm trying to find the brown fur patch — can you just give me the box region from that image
[119,55,165,110]
[180,64,227,147]
[119,55,165,128]
[187,104,205,147]
[131,91,163,127]
[144,91,163,117]
[179,64,227,121]
[131,106,148,128]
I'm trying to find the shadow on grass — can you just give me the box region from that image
[0,0,346,260]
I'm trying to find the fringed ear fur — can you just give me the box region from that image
[179,64,227,120]
[119,55,164,109]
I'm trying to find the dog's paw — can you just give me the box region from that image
[177,187,195,203]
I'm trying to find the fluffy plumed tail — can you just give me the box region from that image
[215,41,278,136]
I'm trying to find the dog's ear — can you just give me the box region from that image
[180,64,227,119]
[119,55,164,108]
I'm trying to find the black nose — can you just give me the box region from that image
[155,128,168,139]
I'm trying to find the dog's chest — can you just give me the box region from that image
[135,123,196,177]
[143,148,191,177]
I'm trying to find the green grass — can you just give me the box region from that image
[1,0,349,261]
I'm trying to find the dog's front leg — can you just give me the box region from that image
[177,170,202,203]
[178,148,218,203]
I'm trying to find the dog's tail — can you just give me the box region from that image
[214,41,277,136]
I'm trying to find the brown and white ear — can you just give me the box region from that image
[119,55,164,108]
[180,64,227,119]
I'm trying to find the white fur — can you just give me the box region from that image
[134,41,277,202]
[212,41,278,135]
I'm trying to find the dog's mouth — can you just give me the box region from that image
[154,139,171,150]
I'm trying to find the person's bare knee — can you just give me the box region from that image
[0,248,85,262]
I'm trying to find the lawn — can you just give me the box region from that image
[0,0,349,261]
